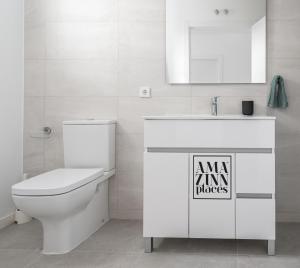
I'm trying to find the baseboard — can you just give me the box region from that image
[0,212,15,230]
[277,212,300,223]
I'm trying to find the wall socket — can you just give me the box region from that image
[139,87,152,98]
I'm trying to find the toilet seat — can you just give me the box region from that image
[12,168,103,196]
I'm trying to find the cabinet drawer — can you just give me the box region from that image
[236,199,275,240]
[144,120,275,148]
[236,154,275,194]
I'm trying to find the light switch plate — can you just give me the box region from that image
[139,87,152,98]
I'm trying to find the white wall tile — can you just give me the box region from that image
[219,96,268,115]
[45,96,118,132]
[24,97,44,133]
[25,60,45,97]
[23,96,45,177]
[118,0,165,22]
[277,175,300,213]
[191,84,268,97]
[268,20,300,59]
[271,97,300,135]
[116,133,144,172]
[46,22,118,59]
[118,188,143,211]
[276,133,300,178]
[46,60,118,96]
[23,133,44,178]
[46,0,117,22]
[25,0,46,23]
[267,0,300,20]
[117,97,192,134]
[191,97,213,114]
[109,175,119,217]
[192,96,268,116]
[44,133,64,172]
[117,170,143,211]
[25,22,46,59]
[118,59,191,97]
[118,21,165,59]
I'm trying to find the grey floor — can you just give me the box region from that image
[0,220,299,268]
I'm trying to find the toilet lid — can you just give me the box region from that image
[12,168,103,196]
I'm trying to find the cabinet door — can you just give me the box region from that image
[236,199,275,240]
[189,154,235,239]
[143,153,189,238]
[236,153,275,194]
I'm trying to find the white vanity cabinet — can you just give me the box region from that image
[143,115,276,255]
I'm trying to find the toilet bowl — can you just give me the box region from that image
[12,168,113,254]
[12,119,116,254]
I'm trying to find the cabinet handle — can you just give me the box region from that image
[236,193,273,199]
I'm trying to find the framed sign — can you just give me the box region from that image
[193,155,232,200]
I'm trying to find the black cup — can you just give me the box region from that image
[242,101,254,116]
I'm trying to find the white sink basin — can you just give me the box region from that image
[143,114,276,120]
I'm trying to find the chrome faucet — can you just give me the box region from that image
[211,96,220,116]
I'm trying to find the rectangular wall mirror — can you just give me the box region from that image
[166,0,266,84]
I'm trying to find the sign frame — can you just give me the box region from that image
[192,154,232,200]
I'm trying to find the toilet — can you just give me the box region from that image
[12,119,116,255]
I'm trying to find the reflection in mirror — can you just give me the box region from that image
[166,0,266,84]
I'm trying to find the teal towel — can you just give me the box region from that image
[268,75,288,108]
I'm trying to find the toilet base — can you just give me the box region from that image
[41,179,109,255]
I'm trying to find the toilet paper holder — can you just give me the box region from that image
[30,126,53,139]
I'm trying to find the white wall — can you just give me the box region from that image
[0,0,23,223]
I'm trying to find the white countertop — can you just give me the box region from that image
[143,114,276,120]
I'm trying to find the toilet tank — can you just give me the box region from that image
[63,120,116,171]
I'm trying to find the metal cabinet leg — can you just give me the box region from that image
[145,237,153,253]
[268,240,275,256]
